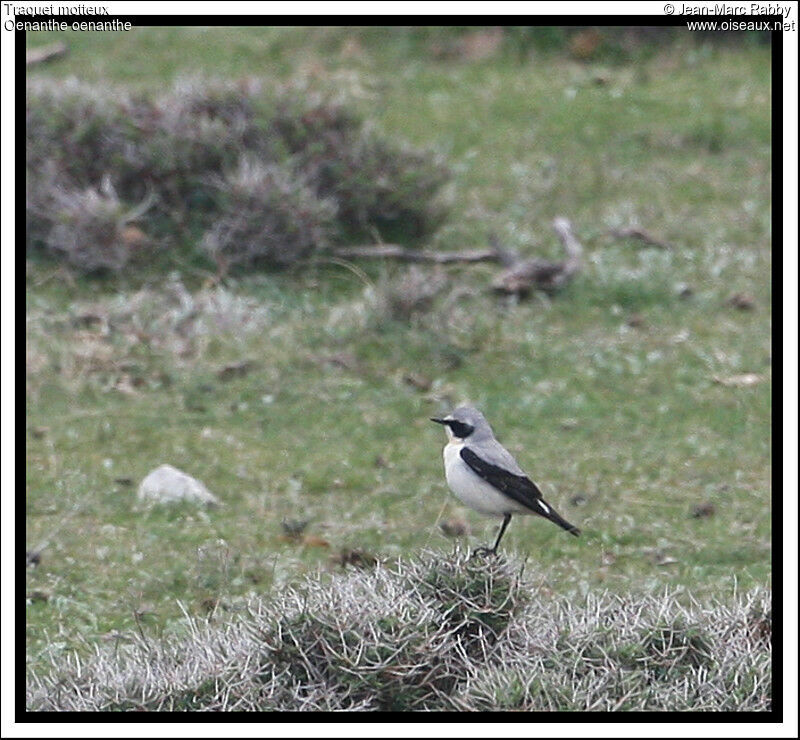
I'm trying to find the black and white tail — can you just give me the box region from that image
[534,497,581,537]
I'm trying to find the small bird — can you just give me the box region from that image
[431,406,580,556]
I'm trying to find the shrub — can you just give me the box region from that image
[26,550,771,712]
[42,179,152,273]
[25,79,140,186]
[200,158,337,269]
[129,79,271,219]
[26,77,452,273]
[25,78,265,209]
[461,589,771,712]
[320,133,450,241]
[234,550,524,711]
[26,161,62,251]
[271,96,451,241]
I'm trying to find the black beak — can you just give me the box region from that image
[430,417,448,425]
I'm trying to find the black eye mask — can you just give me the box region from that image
[446,420,475,439]
[430,417,475,439]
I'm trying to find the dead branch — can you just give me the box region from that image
[26,42,69,67]
[331,218,583,299]
[331,244,508,265]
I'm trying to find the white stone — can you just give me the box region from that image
[137,464,220,507]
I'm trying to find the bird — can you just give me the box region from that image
[431,405,580,556]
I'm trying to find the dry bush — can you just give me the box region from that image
[459,588,772,712]
[264,553,522,711]
[26,550,771,712]
[164,77,263,130]
[43,179,152,273]
[201,158,337,268]
[271,95,451,241]
[26,550,524,711]
[128,80,271,217]
[25,78,263,209]
[25,78,139,186]
[326,134,451,241]
[26,77,451,273]
[26,161,62,250]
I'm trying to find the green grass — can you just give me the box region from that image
[25,28,771,679]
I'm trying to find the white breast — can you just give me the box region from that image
[443,442,528,518]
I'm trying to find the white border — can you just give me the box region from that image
[4,1,797,737]
[780,4,799,739]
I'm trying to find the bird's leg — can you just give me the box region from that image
[471,514,512,558]
[491,513,512,552]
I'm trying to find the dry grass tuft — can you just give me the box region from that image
[376,266,449,323]
[24,274,278,392]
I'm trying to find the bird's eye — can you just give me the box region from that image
[448,421,474,438]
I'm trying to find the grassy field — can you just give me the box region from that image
[25,28,772,681]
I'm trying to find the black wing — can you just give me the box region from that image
[460,447,580,536]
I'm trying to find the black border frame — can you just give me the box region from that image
[18,12,783,723]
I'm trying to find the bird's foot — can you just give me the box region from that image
[470,546,497,559]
